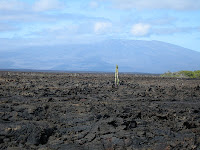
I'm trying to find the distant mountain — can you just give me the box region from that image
[0,39,200,73]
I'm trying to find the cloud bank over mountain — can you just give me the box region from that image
[111,0,200,10]
[0,0,200,52]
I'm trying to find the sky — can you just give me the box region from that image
[0,0,200,52]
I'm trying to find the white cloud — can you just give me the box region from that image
[89,1,99,8]
[112,0,200,10]
[33,0,63,12]
[94,22,112,34]
[0,0,26,11]
[131,23,151,36]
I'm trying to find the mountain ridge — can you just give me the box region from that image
[0,39,200,73]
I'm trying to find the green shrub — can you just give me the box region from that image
[160,71,174,77]
[179,71,195,78]
[194,70,200,78]
[161,70,200,79]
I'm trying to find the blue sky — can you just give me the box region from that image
[0,0,200,52]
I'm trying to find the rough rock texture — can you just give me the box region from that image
[0,71,200,150]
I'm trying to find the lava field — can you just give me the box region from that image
[0,72,200,150]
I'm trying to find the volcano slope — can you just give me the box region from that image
[0,72,200,150]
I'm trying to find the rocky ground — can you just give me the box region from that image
[0,71,200,150]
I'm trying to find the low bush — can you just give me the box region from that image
[161,70,200,78]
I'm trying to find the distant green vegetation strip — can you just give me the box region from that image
[161,70,200,78]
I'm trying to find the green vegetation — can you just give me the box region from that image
[161,70,200,78]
